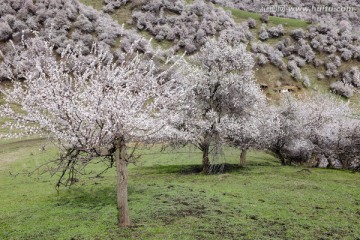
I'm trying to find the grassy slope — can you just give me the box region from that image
[225,7,309,29]
[1,140,360,239]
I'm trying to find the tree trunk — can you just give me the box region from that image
[239,149,247,167]
[115,139,131,227]
[202,144,210,174]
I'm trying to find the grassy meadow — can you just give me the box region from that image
[0,138,360,240]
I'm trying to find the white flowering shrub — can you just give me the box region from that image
[247,18,256,29]
[288,60,302,80]
[103,0,130,13]
[258,24,269,41]
[297,44,315,62]
[132,0,234,54]
[303,75,311,88]
[291,29,305,41]
[340,48,353,61]
[0,21,13,41]
[325,62,339,78]
[330,81,354,98]
[257,53,268,66]
[268,24,284,38]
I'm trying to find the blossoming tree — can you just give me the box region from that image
[169,39,266,173]
[0,38,185,227]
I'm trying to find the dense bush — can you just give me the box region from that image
[0,21,13,41]
[317,73,325,80]
[258,24,269,41]
[131,0,234,54]
[260,14,268,23]
[103,0,130,13]
[251,42,286,70]
[330,81,354,98]
[329,54,342,67]
[74,14,94,33]
[303,75,311,87]
[268,24,284,38]
[297,44,315,62]
[340,48,353,61]
[313,58,324,67]
[0,0,156,81]
[220,24,252,45]
[291,29,305,41]
[293,56,306,68]
[325,62,339,78]
[341,67,360,87]
[269,93,360,169]
[257,53,268,66]
[247,18,256,29]
[287,60,302,81]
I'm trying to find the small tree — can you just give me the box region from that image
[169,39,266,173]
[247,18,256,29]
[225,108,279,167]
[259,24,269,41]
[0,38,183,227]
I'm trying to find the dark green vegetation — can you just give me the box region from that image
[1,139,359,239]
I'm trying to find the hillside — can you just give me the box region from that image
[0,0,360,100]
[81,0,360,100]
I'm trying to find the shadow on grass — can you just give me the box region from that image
[55,186,116,208]
[138,163,278,175]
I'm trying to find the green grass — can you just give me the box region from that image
[1,140,360,239]
[224,7,309,29]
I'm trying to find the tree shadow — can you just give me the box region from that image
[140,163,258,175]
[141,164,203,175]
[55,186,116,208]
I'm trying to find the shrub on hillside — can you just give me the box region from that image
[291,28,305,41]
[317,73,325,80]
[0,21,13,41]
[257,53,268,66]
[303,75,311,87]
[268,24,284,38]
[293,56,306,68]
[340,48,353,61]
[288,60,302,81]
[258,24,269,41]
[325,62,339,78]
[313,58,324,67]
[247,18,256,29]
[220,25,252,45]
[131,0,234,53]
[260,14,268,23]
[297,44,315,62]
[103,0,130,13]
[342,67,360,87]
[327,55,342,68]
[351,46,360,60]
[74,14,94,33]
[330,81,353,98]
[324,45,337,54]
